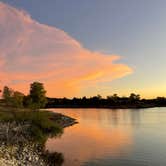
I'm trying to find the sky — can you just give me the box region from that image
[0,0,166,98]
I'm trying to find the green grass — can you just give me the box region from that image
[0,104,65,165]
[0,108,63,143]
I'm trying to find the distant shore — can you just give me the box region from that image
[45,104,157,109]
[46,96,166,109]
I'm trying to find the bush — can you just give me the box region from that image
[43,151,64,166]
[28,112,63,142]
[0,110,63,142]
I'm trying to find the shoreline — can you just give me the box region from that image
[0,110,78,166]
[45,105,157,109]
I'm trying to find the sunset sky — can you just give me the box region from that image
[0,0,166,98]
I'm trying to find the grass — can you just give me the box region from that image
[0,104,66,165]
[0,107,63,143]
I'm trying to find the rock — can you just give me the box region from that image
[35,156,39,161]
[28,156,32,161]
[0,131,47,166]
[0,115,74,166]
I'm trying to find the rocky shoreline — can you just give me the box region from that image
[0,112,78,166]
[0,142,46,166]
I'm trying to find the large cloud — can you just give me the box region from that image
[0,2,132,97]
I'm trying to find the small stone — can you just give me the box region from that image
[28,156,32,161]
[35,156,39,161]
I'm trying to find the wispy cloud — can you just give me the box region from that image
[0,2,132,97]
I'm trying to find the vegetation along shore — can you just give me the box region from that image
[0,82,77,166]
[46,94,166,109]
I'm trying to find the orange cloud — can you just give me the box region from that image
[0,2,132,97]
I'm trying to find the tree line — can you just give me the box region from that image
[46,94,166,109]
[2,82,47,109]
[2,82,166,109]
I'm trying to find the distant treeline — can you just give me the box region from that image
[46,94,166,109]
[2,82,166,109]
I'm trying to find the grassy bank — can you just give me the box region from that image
[0,109,62,142]
[0,107,77,166]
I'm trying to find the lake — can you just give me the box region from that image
[45,108,166,166]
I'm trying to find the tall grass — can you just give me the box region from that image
[0,109,63,143]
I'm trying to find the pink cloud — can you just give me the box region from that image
[0,2,132,97]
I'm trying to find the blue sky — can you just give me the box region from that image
[1,0,166,98]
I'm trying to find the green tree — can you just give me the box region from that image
[97,94,102,100]
[2,86,24,107]
[2,86,12,99]
[107,94,119,102]
[129,93,140,101]
[12,91,24,108]
[23,95,32,108]
[29,82,47,109]
[2,86,13,105]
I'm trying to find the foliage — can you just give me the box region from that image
[23,95,32,108]
[2,82,47,109]
[129,93,140,101]
[2,86,13,105]
[11,91,24,108]
[0,110,63,142]
[46,93,164,108]
[29,82,47,109]
[43,151,64,166]
[2,87,24,108]
[0,108,64,166]
[3,82,166,109]
[29,112,62,140]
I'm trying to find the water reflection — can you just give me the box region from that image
[46,109,134,165]
[45,108,166,166]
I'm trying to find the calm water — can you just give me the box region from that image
[45,108,166,166]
